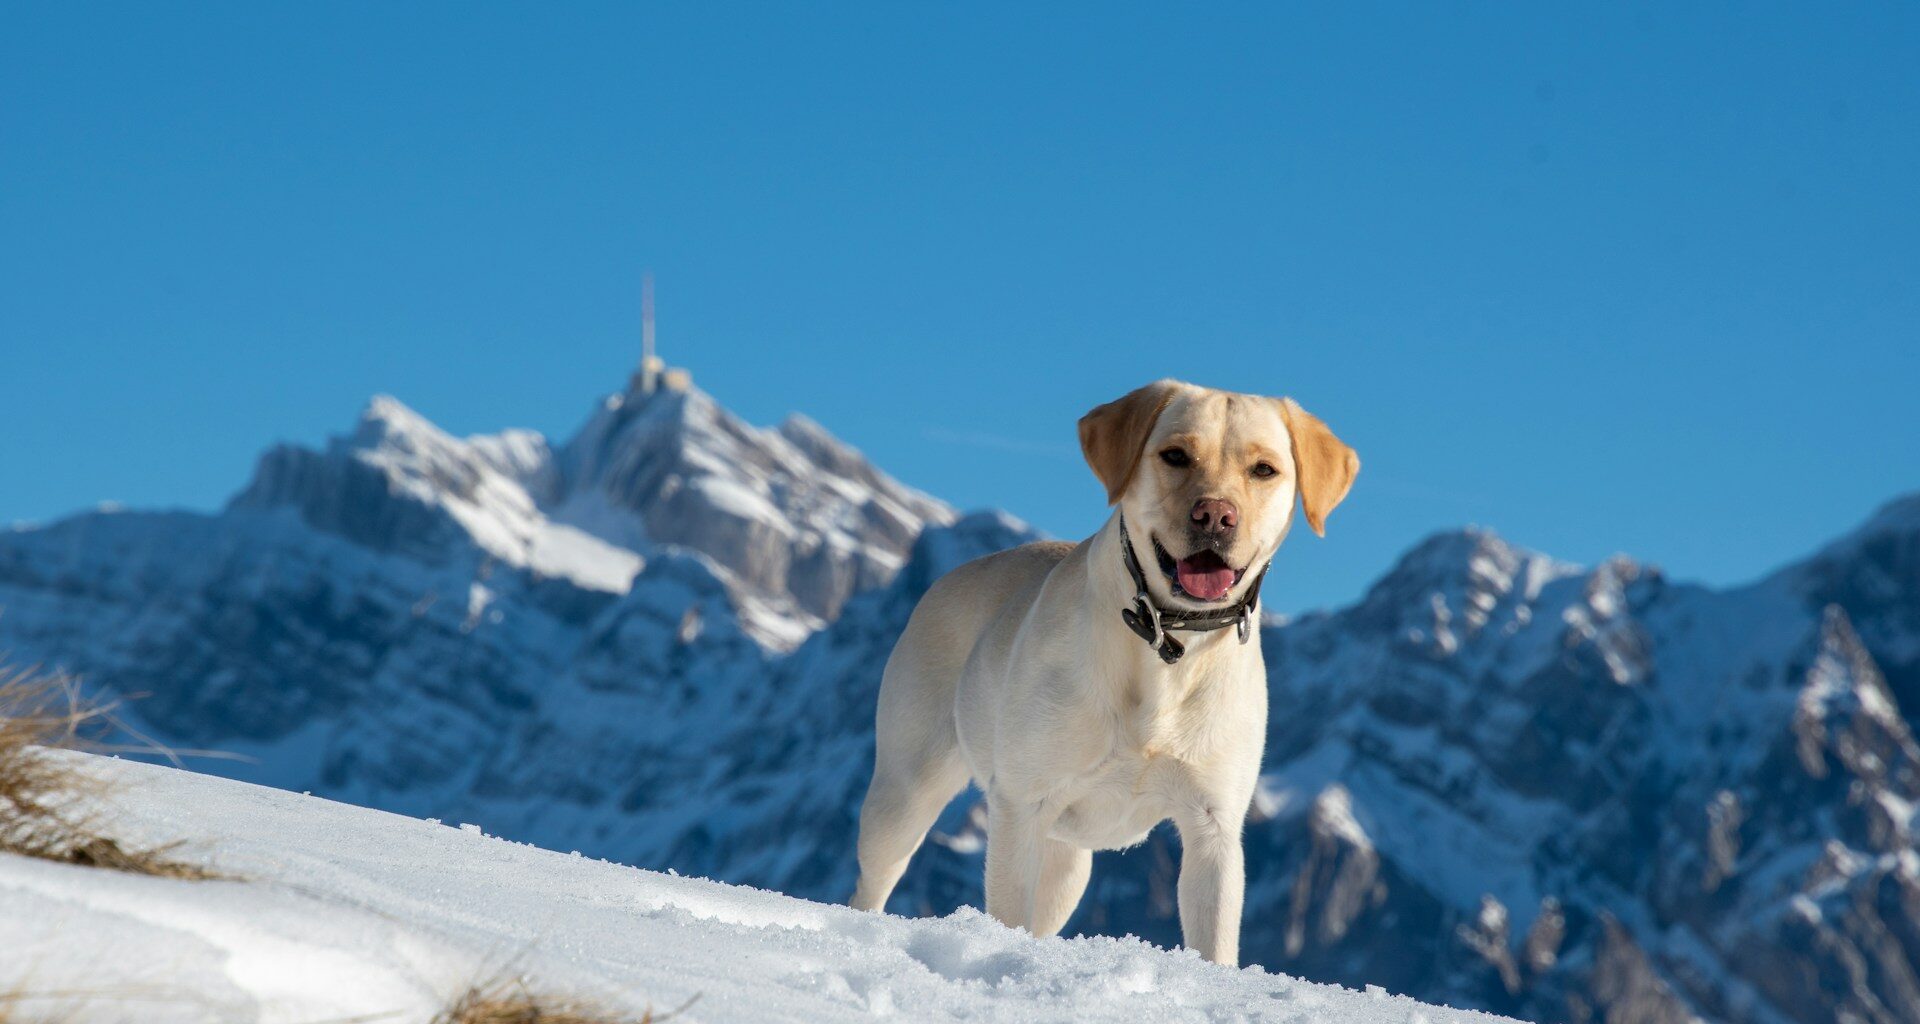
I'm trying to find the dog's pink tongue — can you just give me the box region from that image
[1176,557,1236,601]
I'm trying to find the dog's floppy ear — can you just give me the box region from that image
[1278,398,1359,537]
[1078,380,1180,505]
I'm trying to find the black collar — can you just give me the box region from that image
[1116,513,1268,664]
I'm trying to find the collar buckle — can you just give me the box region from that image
[1122,589,1162,649]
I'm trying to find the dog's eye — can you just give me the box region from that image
[1159,448,1191,468]
[1251,462,1278,479]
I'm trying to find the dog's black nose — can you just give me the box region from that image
[1190,498,1238,536]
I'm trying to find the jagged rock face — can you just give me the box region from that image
[225,385,951,648]
[1781,496,1920,723]
[555,388,953,627]
[2,382,1918,1024]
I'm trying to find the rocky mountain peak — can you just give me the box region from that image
[229,381,954,647]
[549,382,954,629]
[1366,528,1581,610]
[1346,527,1586,658]
[1775,492,1920,728]
[351,393,441,446]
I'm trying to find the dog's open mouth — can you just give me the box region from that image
[1152,538,1245,603]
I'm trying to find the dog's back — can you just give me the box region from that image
[851,540,1072,912]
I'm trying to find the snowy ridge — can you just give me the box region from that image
[0,753,1516,1024]
[234,394,643,594]
[1,379,1918,1023]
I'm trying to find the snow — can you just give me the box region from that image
[688,475,795,538]
[525,519,645,593]
[0,753,1520,1024]
[1312,785,1374,850]
[339,396,644,595]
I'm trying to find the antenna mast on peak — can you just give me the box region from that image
[631,269,689,395]
[642,271,656,369]
[637,271,662,394]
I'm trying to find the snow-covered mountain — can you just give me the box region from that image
[2,377,1916,1024]
[226,383,952,649]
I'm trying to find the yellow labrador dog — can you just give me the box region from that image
[850,379,1358,965]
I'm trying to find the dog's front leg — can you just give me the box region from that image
[984,792,1046,932]
[1174,804,1246,966]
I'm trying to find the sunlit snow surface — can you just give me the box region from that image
[0,754,1519,1024]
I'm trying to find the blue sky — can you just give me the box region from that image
[4,4,1916,614]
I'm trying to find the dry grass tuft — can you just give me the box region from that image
[0,997,78,1024]
[433,974,694,1024]
[0,987,88,1024]
[0,986,212,1023]
[0,665,217,879]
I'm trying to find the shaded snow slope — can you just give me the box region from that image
[0,754,1517,1024]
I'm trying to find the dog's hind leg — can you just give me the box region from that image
[850,741,967,913]
[852,542,1062,915]
[852,623,972,914]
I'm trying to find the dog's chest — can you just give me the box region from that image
[1045,717,1198,851]
[1047,759,1171,850]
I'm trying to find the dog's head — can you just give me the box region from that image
[1078,379,1358,607]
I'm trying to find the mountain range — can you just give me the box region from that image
[2,376,1915,1024]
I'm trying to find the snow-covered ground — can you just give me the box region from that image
[0,753,1518,1024]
